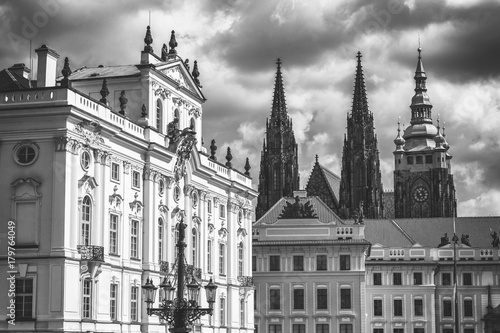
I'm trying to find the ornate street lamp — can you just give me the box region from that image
[142,128,217,332]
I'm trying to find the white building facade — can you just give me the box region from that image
[0,29,257,333]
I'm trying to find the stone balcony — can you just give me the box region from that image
[77,245,104,261]
[237,275,254,287]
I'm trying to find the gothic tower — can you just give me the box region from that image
[338,52,384,219]
[256,59,300,219]
[393,48,456,218]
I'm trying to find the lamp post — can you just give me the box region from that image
[142,217,217,332]
[142,128,217,332]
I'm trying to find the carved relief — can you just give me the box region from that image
[54,136,81,154]
[74,121,104,147]
[152,81,172,99]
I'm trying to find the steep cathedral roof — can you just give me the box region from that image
[351,51,370,120]
[305,155,340,211]
[271,58,288,120]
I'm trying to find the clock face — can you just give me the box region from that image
[413,186,429,203]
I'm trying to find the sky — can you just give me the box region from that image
[1,0,500,217]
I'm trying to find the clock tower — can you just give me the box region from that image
[393,48,456,218]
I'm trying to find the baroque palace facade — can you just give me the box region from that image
[0,27,257,332]
[253,51,500,333]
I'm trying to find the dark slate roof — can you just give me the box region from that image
[255,196,345,226]
[365,217,500,248]
[0,69,31,91]
[65,65,141,81]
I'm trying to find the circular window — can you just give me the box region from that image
[14,144,38,166]
[173,185,180,202]
[81,151,91,171]
[159,179,165,196]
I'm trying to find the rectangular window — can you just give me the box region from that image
[15,278,33,318]
[317,254,327,270]
[130,219,139,259]
[269,255,280,271]
[220,204,226,218]
[130,286,138,321]
[219,243,225,275]
[374,272,382,285]
[220,297,226,326]
[425,155,433,164]
[443,299,452,317]
[293,288,304,310]
[414,329,425,333]
[252,255,257,272]
[443,329,453,333]
[158,220,163,262]
[111,162,120,181]
[414,272,423,285]
[414,298,423,316]
[394,330,404,333]
[132,170,140,188]
[293,255,304,271]
[83,279,92,319]
[270,289,281,310]
[394,299,403,316]
[393,272,402,285]
[110,284,117,321]
[340,288,352,309]
[238,245,244,276]
[340,255,351,270]
[293,324,306,333]
[340,324,353,333]
[316,324,329,333]
[207,200,212,214]
[442,273,451,285]
[109,214,118,255]
[374,299,383,316]
[463,272,472,286]
[374,329,384,333]
[317,288,328,309]
[464,329,475,333]
[464,299,473,317]
[207,240,212,273]
[240,299,245,327]
[416,155,423,164]
[269,324,282,333]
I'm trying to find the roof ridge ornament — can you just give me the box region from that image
[168,30,178,58]
[144,25,153,53]
[61,57,72,87]
[192,60,202,88]
[99,78,109,105]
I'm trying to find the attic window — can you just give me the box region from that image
[90,73,100,77]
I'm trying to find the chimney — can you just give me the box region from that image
[8,63,31,79]
[35,45,60,87]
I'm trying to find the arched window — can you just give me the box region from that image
[158,218,164,262]
[192,228,198,266]
[156,99,162,131]
[238,242,244,277]
[81,196,92,245]
[190,117,196,131]
[174,108,179,120]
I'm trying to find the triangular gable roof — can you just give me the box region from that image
[364,217,500,248]
[305,160,340,211]
[255,196,344,226]
[0,69,31,91]
[154,59,205,101]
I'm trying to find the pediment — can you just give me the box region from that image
[155,60,206,102]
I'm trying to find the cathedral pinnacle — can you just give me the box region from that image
[410,47,432,124]
[271,58,288,120]
[351,51,369,122]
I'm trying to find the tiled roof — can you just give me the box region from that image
[0,69,31,91]
[255,196,345,226]
[365,217,500,248]
[64,65,141,81]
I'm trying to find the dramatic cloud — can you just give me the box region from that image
[0,0,499,216]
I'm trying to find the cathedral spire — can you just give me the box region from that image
[271,58,287,120]
[410,47,432,124]
[351,51,369,122]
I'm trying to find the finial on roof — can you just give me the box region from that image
[168,30,178,57]
[100,78,109,105]
[184,58,190,71]
[271,58,288,119]
[192,60,202,88]
[356,51,362,63]
[61,57,72,87]
[209,139,217,161]
[394,118,405,147]
[351,51,369,121]
[315,154,319,163]
[144,26,153,53]
[161,43,168,61]
[244,157,251,176]
[225,147,233,168]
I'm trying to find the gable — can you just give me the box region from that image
[305,163,339,212]
[162,64,196,93]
